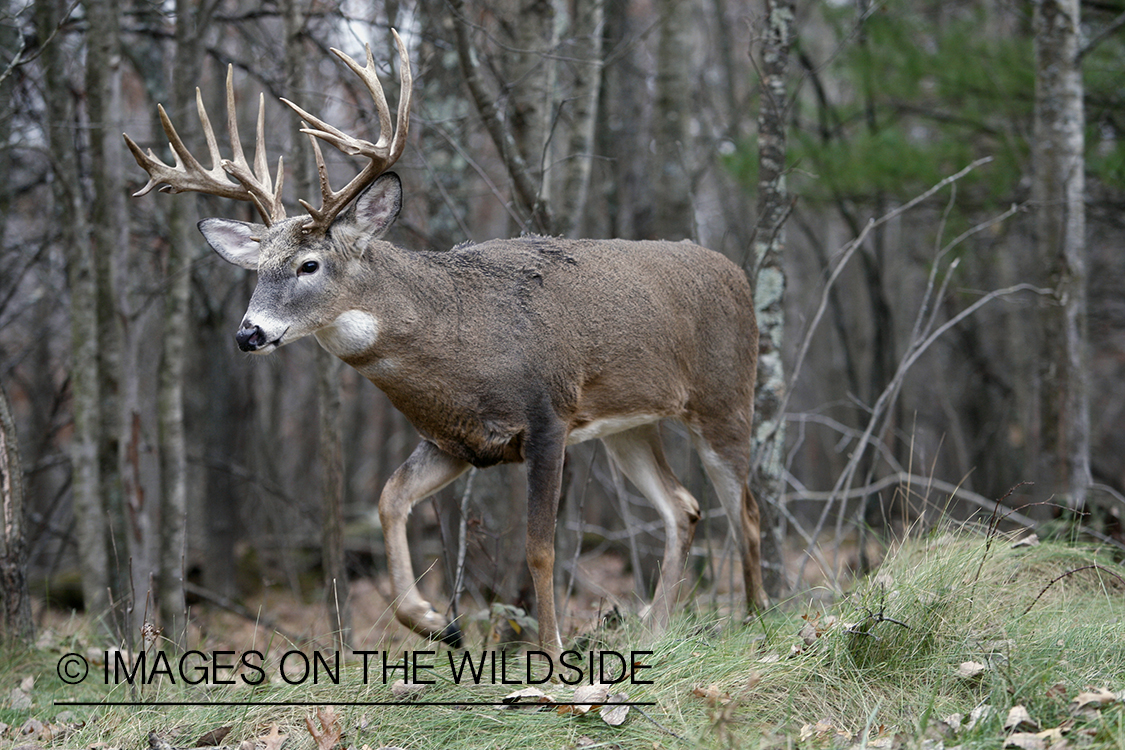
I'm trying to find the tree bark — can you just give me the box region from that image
[37,0,109,616]
[156,0,207,648]
[1033,0,1090,508]
[0,381,33,643]
[283,0,352,647]
[749,0,794,598]
[556,0,605,239]
[651,0,694,241]
[448,0,555,233]
[83,0,130,628]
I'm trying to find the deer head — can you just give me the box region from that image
[124,31,412,353]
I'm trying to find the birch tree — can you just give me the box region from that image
[750,0,793,598]
[0,380,32,642]
[1033,0,1090,508]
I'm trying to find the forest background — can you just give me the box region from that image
[0,0,1122,648]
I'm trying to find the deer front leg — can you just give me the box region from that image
[380,440,470,646]
[524,414,567,659]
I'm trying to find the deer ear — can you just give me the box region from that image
[198,218,262,270]
[347,172,402,239]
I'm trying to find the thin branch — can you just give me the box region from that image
[445,0,553,233]
[1022,565,1125,615]
[0,0,80,88]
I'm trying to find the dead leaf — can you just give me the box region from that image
[966,705,994,730]
[305,707,342,750]
[559,683,610,716]
[600,693,631,726]
[257,724,286,750]
[692,684,731,707]
[956,661,988,679]
[1005,705,1039,732]
[799,621,818,646]
[1011,533,1039,548]
[501,687,555,707]
[938,713,963,733]
[390,679,428,700]
[576,738,596,748]
[1004,732,1046,750]
[800,720,847,745]
[8,687,31,711]
[195,726,231,747]
[1070,687,1116,712]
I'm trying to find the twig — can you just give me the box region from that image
[635,705,690,743]
[183,581,304,644]
[1022,564,1125,615]
[754,157,994,477]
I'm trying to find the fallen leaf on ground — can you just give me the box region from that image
[1004,732,1045,750]
[501,687,555,707]
[692,684,731,706]
[800,719,848,746]
[390,679,428,700]
[1011,533,1039,548]
[558,683,610,716]
[257,724,286,750]
[956,661,988,679]
[195,727,231,747]
[305,707,342,750]
[1070,687,1116,713]
[966,705,994,730]
[1005,705,1039,732]
[7,687,31,711]
[600,693,631,726]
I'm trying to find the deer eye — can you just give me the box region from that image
[297,260,319,276]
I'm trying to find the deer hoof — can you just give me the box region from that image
[439,620,464,649]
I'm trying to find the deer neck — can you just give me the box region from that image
[313,244,448,379]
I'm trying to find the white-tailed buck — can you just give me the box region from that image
[124,32,765,654]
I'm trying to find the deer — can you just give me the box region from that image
[123,32,766,656]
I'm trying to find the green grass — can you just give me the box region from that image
[3,532,1123,749]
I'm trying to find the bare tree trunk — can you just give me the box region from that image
[749,0,793,598]
[282,0,351,647]
[556,0,604,239]
[1034,0,1090,510]
[157,0,206,648]
[0,381,33,643]
[37,0,108,616]
[448,0,555,233]
[84,0,131,632]
[651,0,693,241]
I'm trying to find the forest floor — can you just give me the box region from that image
[2,531,1124,750]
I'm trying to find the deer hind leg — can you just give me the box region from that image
[690,428,767,614]
[601,424,701,631]
[379,440,470,646]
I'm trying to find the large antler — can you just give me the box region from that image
[280,29,412,232]
[124,66,286,226]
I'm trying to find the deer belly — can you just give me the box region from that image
[566,413,662,445]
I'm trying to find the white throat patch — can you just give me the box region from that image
[315,309,380,357]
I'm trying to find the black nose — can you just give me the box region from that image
[235,324,265,352]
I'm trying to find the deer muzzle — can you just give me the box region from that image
[235,323,269,352]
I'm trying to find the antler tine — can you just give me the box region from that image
[278,29,413,231]
[123,97,247,203]
[219,68,287,224]
[123,64,286,225]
